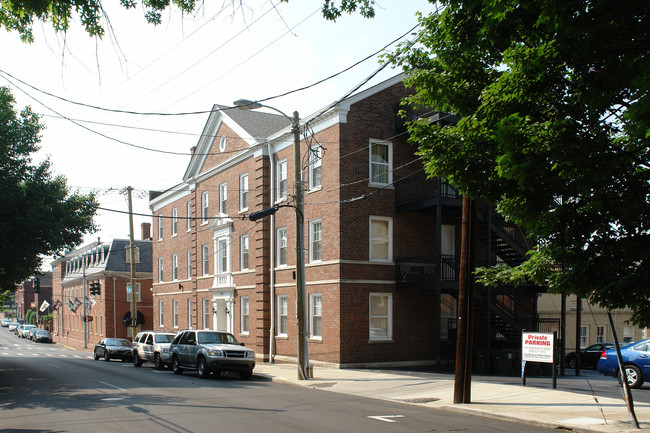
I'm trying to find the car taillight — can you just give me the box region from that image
[600,349,607,359]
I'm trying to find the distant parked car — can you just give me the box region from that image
[33,329,52,343]
[169,330,255,379]
[132,331,176,369]
[597,338,650,388]
[8,322,19,332]
[27,327,39,341]
[565,342,614,369]
[1,318,11,327]
[18,324,36,338]
[94,338,133,362]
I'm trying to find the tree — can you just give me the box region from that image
[388,1,650,325]
[0,86,98,290]
[0,0,376,42]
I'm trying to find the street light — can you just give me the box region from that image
[234,99,309,380]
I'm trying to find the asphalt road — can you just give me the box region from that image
[0,328,562,433]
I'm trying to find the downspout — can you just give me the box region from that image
[268,141,276,362]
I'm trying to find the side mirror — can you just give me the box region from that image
[240,342,245,346]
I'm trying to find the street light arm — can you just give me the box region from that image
[233,99,299,129]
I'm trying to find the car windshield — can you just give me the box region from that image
[154,334,174,343]
[24,325,35,329]
[197,332,239,345]
[36,330,49,335]
[106,339,131,347]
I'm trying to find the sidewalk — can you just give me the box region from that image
[253,362,650,433]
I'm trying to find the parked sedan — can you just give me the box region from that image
[94,338,133,362]
[1,318,11,327]
[565,342,614,369]
[8,322,19,332]
[27,327,39,341]
[597,338,650,388]
[33,329,52,343]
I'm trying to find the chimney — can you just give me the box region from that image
[141,222,152,240]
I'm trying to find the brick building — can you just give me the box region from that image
[50,226,153,349]
[150,74,540,369]
[15,272,53,323]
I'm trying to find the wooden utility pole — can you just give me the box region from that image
[454,196,476,403]
[127,186,138,337]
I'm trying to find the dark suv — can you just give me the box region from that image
[169,330,255,379]
[132,331,176,369]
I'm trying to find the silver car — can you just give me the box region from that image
[132,331,176,369]
[169,330,255,379]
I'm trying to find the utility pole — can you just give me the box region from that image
[82,265,87,348]
[127,186,138,338]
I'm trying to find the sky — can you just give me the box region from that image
[1,0,433,266]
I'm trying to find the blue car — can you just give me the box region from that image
[597,338,650,388]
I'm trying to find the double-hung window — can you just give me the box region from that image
[309,220,322,263]
[187,299,192,328]
[277,227,288,267]
[277,159,287,201]
[369,293,392,340]
[158,215,163,240]
[241,296,249,334]
[241,235,249,270]
[201,191,209,223]
[369,140,392,186]
[277,295,288,336]
[370,217,392,261]
[310,294,322,339]
[172,254,178,280]
[219,183,227,214]
[309,146,322,189]
[158,258,164,282]
[171,208,178,236]
[173,300,179,328]
[203,298,210,329]
[187,200,192,231]
[187,250,192,279]
[158,300,164,327]
[240,173,249,211]
[202,244,210,275]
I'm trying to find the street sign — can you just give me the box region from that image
[522,332,554,363]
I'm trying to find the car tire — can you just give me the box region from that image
[133,352,143,367]
[94,350,99,360]
[197,357,211,378]
[103,351,110,362]
[240,369,253,380]
[154,353,165,370]
[172,356,183,375]
[568,358,577,369]
[622,365,644,389]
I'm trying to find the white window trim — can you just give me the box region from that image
[369,216,393,262]
[277,227,288,267]
[277,295,288,337]
[369,139,392,187]
[171,208,178,236]
[172,254,178,281]
[241,235,249,271]
[309,219,322,263]
[173,299,179,328]
[187,298,192,329]
[216,237,230,275]
[309,146,322,190]
[202,244,210,276]
[187,200,192,232]
[276,159,288,202]
[240,173,249,212]
[309,293,322,340]
[201,191,209,224]
[369,293,393,341]
[187,250,192,279]
[202,298,210,329]
[158,257,164,282]
[240,296,249,335]
[158,214,163,240]
[219,182,227,215]
[158,300,164,327]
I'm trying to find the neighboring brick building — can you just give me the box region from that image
[50,226,153,349]
[150,74,540,369]
[15,272,53,323]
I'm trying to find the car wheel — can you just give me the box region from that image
[172,356,183,375]
[197,357,211,378]
[94,350,99,360]
[133,352,143,367]
[568,358,577,369]
[103,351,110,362]
[240,369,253,380]
[622,365,644,389]
[154,353,165,370]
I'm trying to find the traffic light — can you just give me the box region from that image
[89,281,101,295]
[33,277,40,293]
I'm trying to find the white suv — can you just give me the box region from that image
[132,331,176,369]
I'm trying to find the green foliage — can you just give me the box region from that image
[1,0,374,41]
[0,87,98,290]
[25,309,35,325]
[389,0,650,325]
[42,313,53,325]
